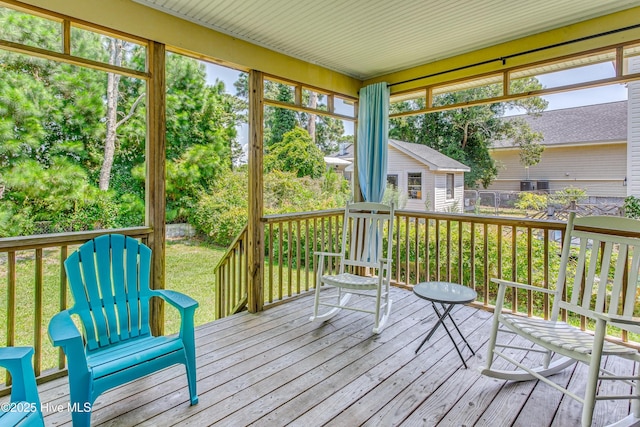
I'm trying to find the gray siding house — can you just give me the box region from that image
[489,101,627,197]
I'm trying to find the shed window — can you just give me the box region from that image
[408,173,422,199]
[387,174,398,188]
[446,173,455,199]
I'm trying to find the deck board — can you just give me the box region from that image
[24,287,638,426]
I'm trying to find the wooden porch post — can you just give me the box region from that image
[353,100,363,202]
[147,41,167,335]
[247,70,264,313]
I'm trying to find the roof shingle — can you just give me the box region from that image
[494,101,627,148]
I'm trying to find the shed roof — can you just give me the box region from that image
[493,100,627,149]
[389,139,470,172]
[328,140,470,172]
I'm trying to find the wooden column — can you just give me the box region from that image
[146,41,167,335]
[353,100,363,202]
[247,70,264,313]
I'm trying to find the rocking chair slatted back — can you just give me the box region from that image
[555,215,640,334]
[342,202,393,269]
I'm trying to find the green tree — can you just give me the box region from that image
[390,79,547,188]
[0,9,113,234]
[0,8,245,235]
[507,117,545,171]
[267,83,298,146]
[264,127,325,178]
[121,53,244,224]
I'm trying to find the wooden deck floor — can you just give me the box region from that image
[34,287,636,426]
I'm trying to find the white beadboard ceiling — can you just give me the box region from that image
[133,0,640,80]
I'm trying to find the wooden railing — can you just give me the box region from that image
[214,225,248,318]
[214,209,573,320]
[0,227,152,389]
[3,209,637,390]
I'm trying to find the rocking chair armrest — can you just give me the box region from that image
[152,289,199,314]
[315,251,342,258]
[592,312,640,327]
[491,278,557,295]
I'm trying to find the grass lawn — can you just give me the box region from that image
[164,238,225,334]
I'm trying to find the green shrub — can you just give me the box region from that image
[193,168,351,247]
[624,196,640,219]
[515,192,547,210]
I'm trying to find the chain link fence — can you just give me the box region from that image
[464,190,624,219]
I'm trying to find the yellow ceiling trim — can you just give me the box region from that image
[369,6,640,94]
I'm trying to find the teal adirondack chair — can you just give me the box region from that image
[0,347,44,427]
[48,234,198,426]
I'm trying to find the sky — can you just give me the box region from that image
[204,60,629,142]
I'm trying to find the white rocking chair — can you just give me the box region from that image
[481,212,640,427]
[310,202,394,334]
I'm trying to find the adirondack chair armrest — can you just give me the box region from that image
[48,310,89,374]
[0,346,33,364]
[0,347,40,407]
[48,310,83,347]
[152,289,199,314]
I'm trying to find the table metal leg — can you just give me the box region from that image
[415,302,476,368]
[439,303,476,357]
[415,302,455,354]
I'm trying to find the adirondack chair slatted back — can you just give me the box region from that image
[65,234,152,351]
[553,214,640,332]
[340,202,393,271]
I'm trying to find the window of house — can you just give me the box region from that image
[408,173,422,199]
[387,174,398,188]
[446,173,455,199]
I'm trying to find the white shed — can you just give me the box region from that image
[327,139,470,212]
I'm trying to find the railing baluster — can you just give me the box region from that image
[527,227,533,317]
[510,225,517,313]
[59,246,68,370]
[287,221,293,297]
[483,223,489,306]
[469,223,477,290]
[295,220,301,294]
[403,215,409,285]
[543,228,550,320]
[457,220,463,285]
[313,217,318,289]
[470,223,476,290]
[395,215,400,284]
[6,251,16,386]
[304,219,309,292]
[435,219,441,281]
[425,218,430,281]
[34,248,43,377]
[278,223,283,300]
[268,223,274,303]
[413,216,420,283]
[446,219,452,282]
